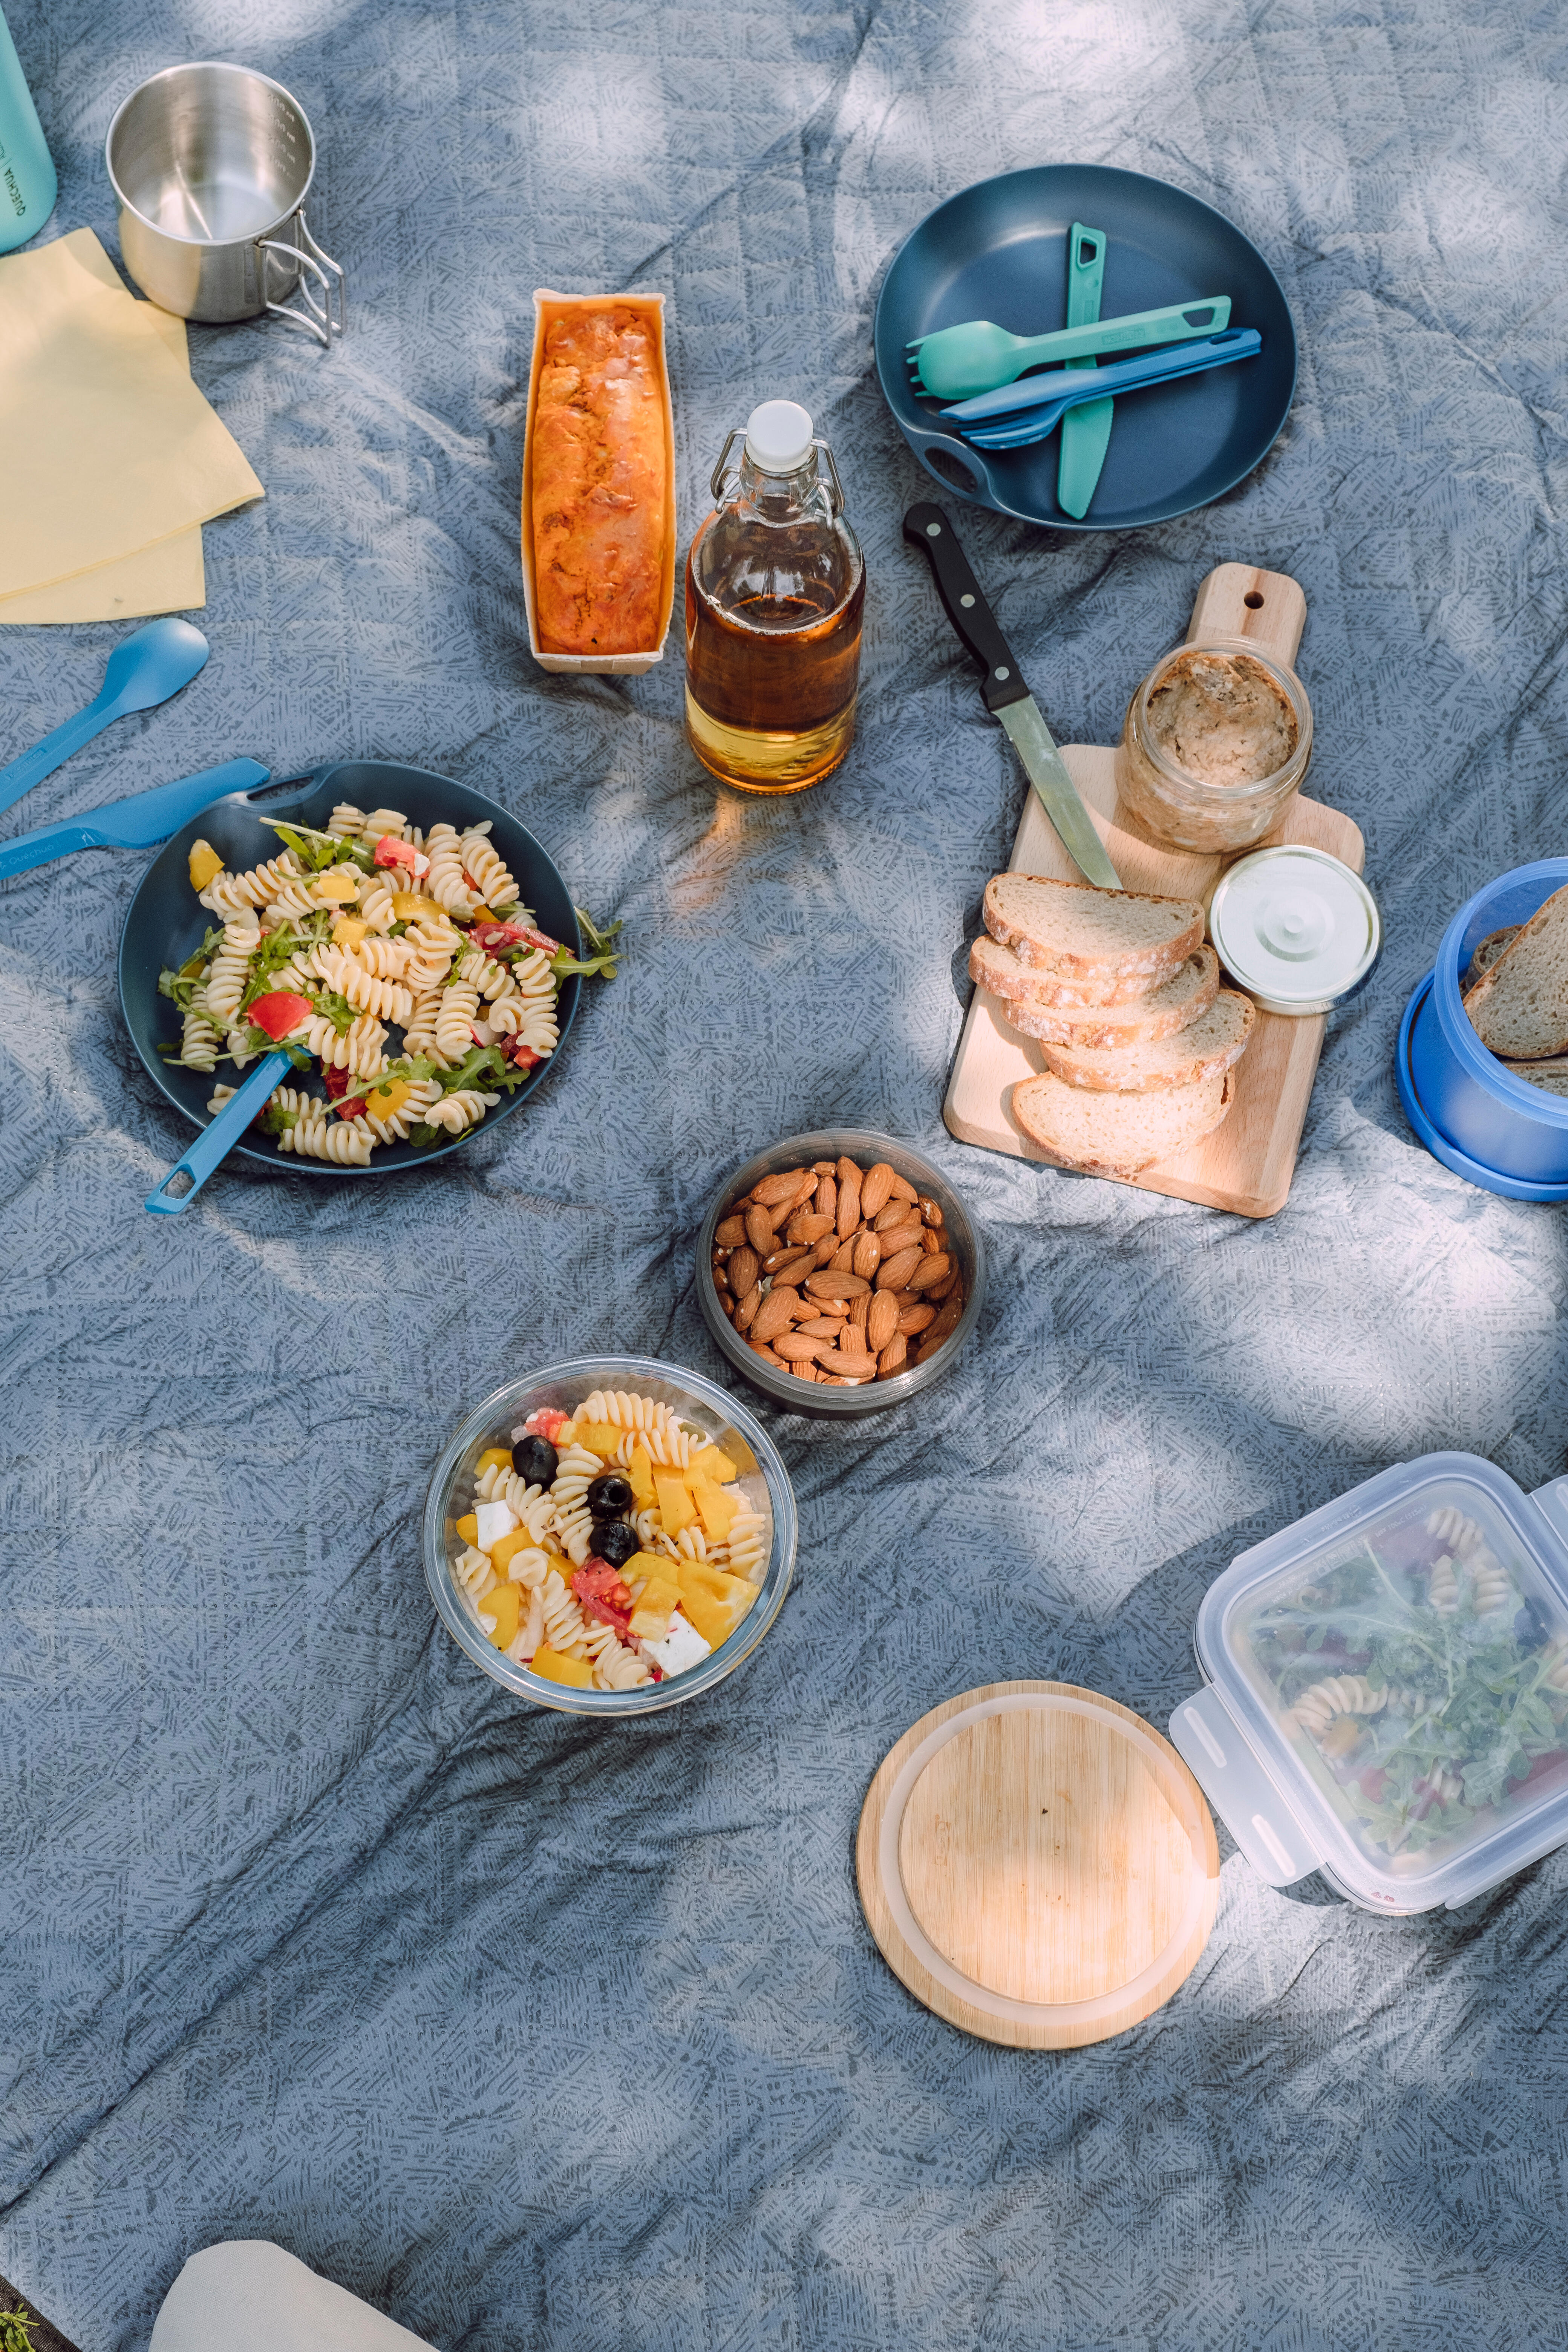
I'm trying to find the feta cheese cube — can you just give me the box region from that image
[641,1613,712,1678]
[475,1499,518,1551]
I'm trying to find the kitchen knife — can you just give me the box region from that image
[0,756,270,881]
[1058,222,1113,521]
[902,502,1121,890]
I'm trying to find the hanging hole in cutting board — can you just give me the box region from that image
[1244,591,1265,608]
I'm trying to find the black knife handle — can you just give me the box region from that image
[902,502,1030,714]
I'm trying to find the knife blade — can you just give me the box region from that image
[901,501,1121,890]
[0,756,270,882]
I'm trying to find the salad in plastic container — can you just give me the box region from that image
[1171,1453,1568,1911]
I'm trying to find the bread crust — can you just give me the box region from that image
[1037,990,1255,1093]
[1463,886,1568,1060]
[972,939,1220,1046]
[531,307,667,655]
[983,873,1204,993]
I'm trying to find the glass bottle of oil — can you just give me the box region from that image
[684,400,865,794]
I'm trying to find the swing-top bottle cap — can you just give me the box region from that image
[745,400,815,472]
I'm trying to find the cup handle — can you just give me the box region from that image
[257,209,346,347]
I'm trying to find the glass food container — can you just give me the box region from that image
[1170,1453,1568,1912]
[423,1356,797,1717]
[1119,634,1313,852]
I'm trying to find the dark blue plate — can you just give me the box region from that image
[119,759,582,1178]
[874,164,1297,530]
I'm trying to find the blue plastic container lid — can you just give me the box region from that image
[1174,1453,1568,1911]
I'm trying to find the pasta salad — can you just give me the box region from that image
[158,799,619,1162]
[451,1386,769,1692]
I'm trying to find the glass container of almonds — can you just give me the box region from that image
[695,1128,985,1417]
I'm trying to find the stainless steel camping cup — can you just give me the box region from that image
[106,63,345,346]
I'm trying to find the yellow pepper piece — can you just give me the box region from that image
[623,1551,669,1587]
[476,1446,512,1473]
[675,1585,740,1651]
[556,1420,578,1447]
[688,1475,735,1542]
[390,890,427,919]
[455,1511,478,1546]
[530,1642,594,1688]
[573,1422,624,1459]
[627,1444,656,1510]
[187,839,224,892]
[629,1572,681,1642]
[363,1077,412,1124]
[490,1527,537,1577]
[676,1557,752,1607]
[314,867,360,903]
[483,1583,521,1647]
[654,1468,696,1536]
[331,915,369,951]
[687,1443,739,1484]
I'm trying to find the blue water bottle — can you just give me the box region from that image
[0,5,56,255]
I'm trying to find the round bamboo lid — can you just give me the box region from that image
[856,1680,1220,2048]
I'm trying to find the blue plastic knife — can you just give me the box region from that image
[0,756,270,882]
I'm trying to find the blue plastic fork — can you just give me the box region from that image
[941,330,1262,449]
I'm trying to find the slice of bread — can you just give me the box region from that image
[984,873,1204,998]
[1467,926,1518,986]
[1506,1057,1568,1098]
[1037,989,1256,1093]
[971,937,1220,1046]
[1464,888,1568,1059]
[1012,1066,1235,1178]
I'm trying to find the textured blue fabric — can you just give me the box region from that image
[4,3,1568,2348]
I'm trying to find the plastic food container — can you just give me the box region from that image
[423,1355,796,1715]
[1399,859,1568,1198]
[521,289,676,677]
[695,1128,985,1419]
[1170,1453,1568,1912]
[1119,635,1313,851]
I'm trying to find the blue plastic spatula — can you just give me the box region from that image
[1058,223,1112,520]
[0,618,210,822]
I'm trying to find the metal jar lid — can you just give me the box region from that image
[1209,845,1381,1016]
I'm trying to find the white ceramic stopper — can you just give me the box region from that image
[745,399,814,472]
[1209,845,1380,1014]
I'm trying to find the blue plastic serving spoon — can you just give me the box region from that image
[0,617,210,821]
[943,330,1263,450]
[145,1048,293,1216]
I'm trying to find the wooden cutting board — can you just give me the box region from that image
[857,1681,1219,2049]
[943,564,1366,1218]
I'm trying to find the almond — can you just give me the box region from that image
[715,1215,748,1248]
[816,1173,836,1222]
[763,1245,812,1279]
[918,1195,943,1228]
[787,1208,835,1247]
[812,1159,837,1176]
[848,1291,871,1331]
[873,1199,908,1235]
[920,1228,942,1255]
[829,1236,857,1270]
[753,1170,803,1206]
[787,1292,821,1323]
[888,1171,919,1204]
[749,1338,784,1365]
[789,1360,820,1383]
[836,1175,862,1239]
[866,1291,899,1353]
[926,1269,960,1303]
[752,1288,798,1343]
[875,1246,923,1292]
[744,1204,773,1255]
[860,1162,896,1220]
[877,1333,909,1378]
[898,1303,936,1335]
[798,1315,846,1339]
[835,1349,879,1380]
[909,1253,952,1292]
[925,1295,965,1346]
[812,1233,841,1266]
[775,1333,823,1362]
[729,1245,760,1297]
[851,1230,881,1280]
[805,1269,870,1300]
[734,1282,763,1331]
[876,1219,923,1258]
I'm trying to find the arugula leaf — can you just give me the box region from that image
[239,928,309,1010]
[265,820,372,875]
[1,2302,40,2352]
[551,906,622,982]
[438,1043,523,1097]
[311,988,358,1036]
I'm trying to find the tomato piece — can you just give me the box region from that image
[334,1094,369,1121]
[527,1407,570,1443]
[471,922,525,954]
[322,1064,351,1099]
[509,1040,542,1069]
[521,927,561,956]
[571,1566,632,1635]
[248,990,312,1040]
[372,835,416,870]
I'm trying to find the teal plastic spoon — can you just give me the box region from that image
[1058,222,1112,520]
[0,617,210,821]
[908,296,1231,402]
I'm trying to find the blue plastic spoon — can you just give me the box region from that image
[144,1048,293,1216]
[0,617,210,821]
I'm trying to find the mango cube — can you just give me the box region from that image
[187,839,224,892]
[674,1559,756,1651]
[675,1583,741,1651]
[654,1468,696,1536]
[530,1643,594,1689]
[688,1443,739,1484]
[483,1583,521,1648]
[623,1551,669,1587]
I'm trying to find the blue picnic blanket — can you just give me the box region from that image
[4,3,1568,2348]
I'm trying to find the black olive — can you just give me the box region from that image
[586,1471,634,1517]
[592,1520,639,1570]
[1515,1600,1548,1652]
[511,1434,558,1487]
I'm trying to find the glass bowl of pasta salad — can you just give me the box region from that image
[1170,1452,1568,1912]
[423,1356,797,1715]
[120,758,619,1175]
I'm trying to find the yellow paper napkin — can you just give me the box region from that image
[0,226,263,600]
[0,262,205,622]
